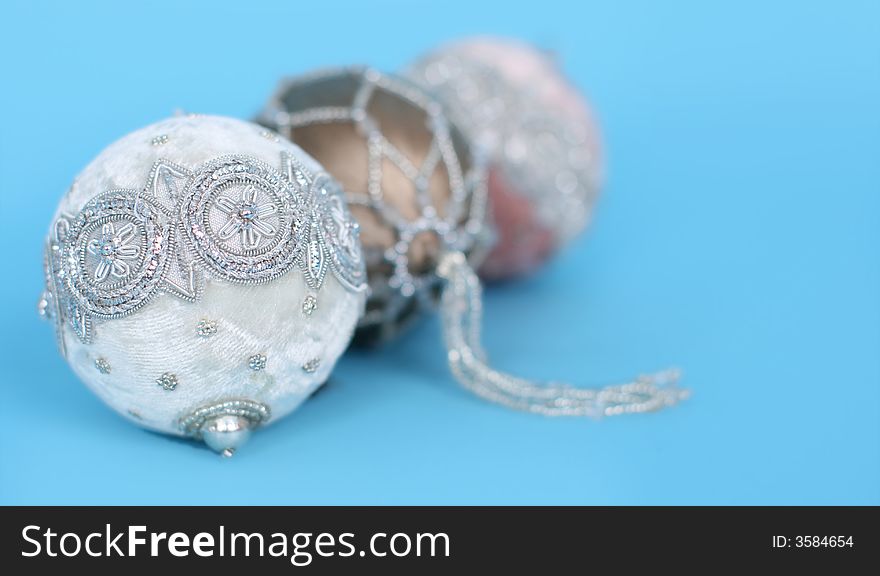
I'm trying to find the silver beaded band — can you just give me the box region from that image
[40,152,367,348]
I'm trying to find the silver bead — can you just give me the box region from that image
[156,372,178,391]
[196,319,218,337]
[302,294,318,317]
[200,415,253,457]
[37,294,50,319]
[248,354,267,371]
[94,357,111,374]
[302,358,320,373]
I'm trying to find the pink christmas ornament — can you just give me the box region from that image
[406,37,603,280]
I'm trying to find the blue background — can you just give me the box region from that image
[1,0,877,504]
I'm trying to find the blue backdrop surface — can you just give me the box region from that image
[0,0,877,504]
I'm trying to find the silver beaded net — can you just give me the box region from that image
[260,66,687,419]
[259,67,490,343]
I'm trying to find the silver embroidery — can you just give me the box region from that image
[311,174,367,292]
[196,319,218,337]
[302,357,320,373]
[180,155,306,285]
[144,159,191,216]
[248,353,267,371]
[301,294,317,316]
[179,399,271,438]
[57,190,173,342]
[42,153,367,346]
[87,221,140,281]
[156,372,179,391]
[94,357,111,374]
[42,241,67,356]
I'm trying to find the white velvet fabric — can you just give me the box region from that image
[50,116,365,436]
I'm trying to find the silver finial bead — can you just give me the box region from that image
[200,415,253,456]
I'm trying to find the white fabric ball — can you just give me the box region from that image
[40,115,367,453]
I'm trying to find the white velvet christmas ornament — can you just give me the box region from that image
[405,37,604,281]
[39,115,367,455]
